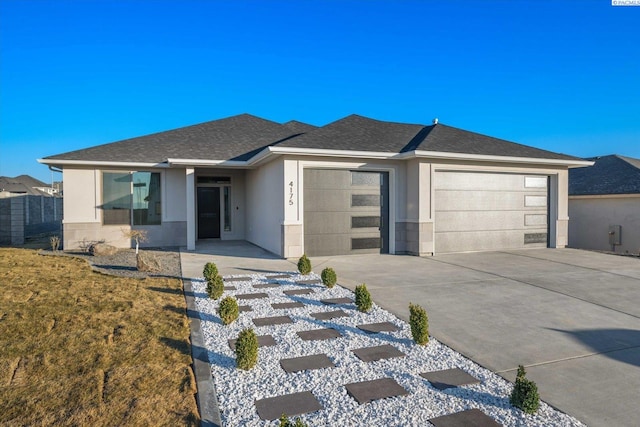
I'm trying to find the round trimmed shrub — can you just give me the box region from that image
[218,296,239,325]
[409,303,429,345]
[355,283,372,313]
[235,328,258,370]
[510,365,540,414]
[203,262,218,282]
[321,267,337,288]
[206,275,224,300]
[297,254,311,275]
[279,414,308,427]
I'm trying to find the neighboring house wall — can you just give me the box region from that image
[0,195,62,246]
[569,195,640,254]
[246,158,284,255]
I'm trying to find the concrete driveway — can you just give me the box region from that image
[182,243,640,427]
[311,248,640,427]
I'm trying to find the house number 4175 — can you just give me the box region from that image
[289,181,294,206]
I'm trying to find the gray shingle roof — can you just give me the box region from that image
[279,114,425,153]
[42,113,582,164]
[43,114,306,163]
[413,124,581,160]
[569,154,640,195]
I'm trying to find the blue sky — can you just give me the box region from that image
[1,0,638,183]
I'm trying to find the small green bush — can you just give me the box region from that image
[235,328,258,370]
[218,296,239,325]
[203,262,218,282]
[321,267,337,288]
[279,414,308,427]
[355,283,372,312]
[206,275,224,300]
[510,365,540,414]
[409,303,429,345]
[297,254,311,275]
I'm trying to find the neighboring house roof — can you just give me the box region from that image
[40,113,584,165]
[0,175,56,196]
[569,154,640,195]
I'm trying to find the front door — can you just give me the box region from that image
[197,187,220,239]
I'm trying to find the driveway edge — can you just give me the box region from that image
[182,277,223,427]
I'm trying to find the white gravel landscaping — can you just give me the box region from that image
[192,272,585,426]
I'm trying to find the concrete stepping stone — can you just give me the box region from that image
[255,391,323,420]
[280,354,335,373]
[223,286,236,291]
[352,344,405,362]
[357,321,401,334]
[228,334,276,350]
[268,274,291,279]
[238,305,252,312]
[271,302,305,310]
[429,408,501,427]
[419,368,481,390]
[310,310,349,321]
[253,315,293,327]
[344,377,409,405]
[296,279,322,285]
[296,328,341,341]
[224,276,252,282]
[236,292,269,300]
[320,297,352,305]
[253,283,280,289]
[283,289,314,296]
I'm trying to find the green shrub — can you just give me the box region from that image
[297,254,312,275]
[409,303,429,345]
[235,328,258,370]
[203,262,218,282]
[206,275,224,300]
[218,296,239,325]
[510,365,540,414]
[278,414,308,427]
[321,267,337,288]
[355,283,372,312]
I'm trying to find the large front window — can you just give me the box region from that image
[103,172,161,225]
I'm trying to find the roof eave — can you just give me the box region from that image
[37,158,170,168]
[165,158,248,168]
[409,150,594,167]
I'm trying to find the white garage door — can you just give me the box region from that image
[434,171,549,253]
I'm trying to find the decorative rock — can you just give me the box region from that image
[89,243,118,256]
[136,252,160,272]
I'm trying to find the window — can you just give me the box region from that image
[223,186,232,232]
[102,171,161,225]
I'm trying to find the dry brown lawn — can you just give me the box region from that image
[0,248,199,426]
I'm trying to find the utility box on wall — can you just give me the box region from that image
[608,225,622,247]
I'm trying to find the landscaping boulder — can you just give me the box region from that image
[136,252,161,272]
[89,243,118,256]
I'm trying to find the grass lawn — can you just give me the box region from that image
[0,248,199,426]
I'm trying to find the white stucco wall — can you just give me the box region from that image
[165,168,187,221]
[569,195,640,254]
[245,159,284,255]
[62,168,99,223]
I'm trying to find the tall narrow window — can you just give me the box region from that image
[103,172,131,225]
[132,172,161,225]
[223,186,232,232]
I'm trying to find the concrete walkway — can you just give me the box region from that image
[181,241,640,427]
